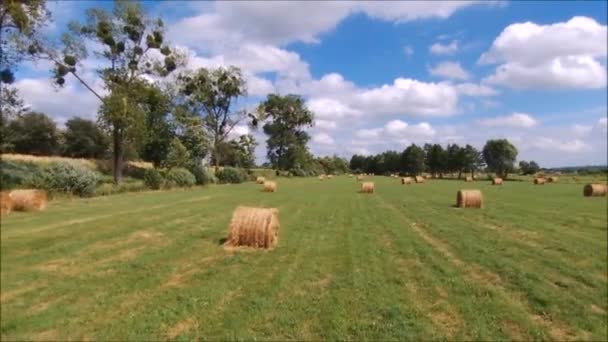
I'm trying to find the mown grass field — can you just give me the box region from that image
[1,176,607,341]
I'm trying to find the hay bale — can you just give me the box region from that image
[318,175,325,180]
[465,176,473,182]
[1,191,12,215]
[415,176,425,183]
[256,176,266,184]
[583,184,607,197]
[492,178,503,185]
[457,189,483,208]
[356,175,364,181]
[327,175,333,179]
[9,189,48,212]
[547,176,559,183]
[424,174,432,179]
[534,178,546,185]
[360,182,375,193]
[226,206,279,249]
[262,181,277,192]
[401,177,412,185]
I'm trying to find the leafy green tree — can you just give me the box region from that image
[400,144,425,176]
[138,84,175,167]
[7,111,60,155]
[49,0,183,182]
[446,144,464,177]
[461,144,483,178]
[176,66,247,172]
[482,139,518,179]
[424,143,446,178]
[63,117,109,158]
[519,160,540,175]
[349,154,366,173]
[0,87,27,152]
[164,137,190,169]
[257,94,314,171]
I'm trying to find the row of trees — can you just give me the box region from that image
[1,0,317,183]
[350,139,533,179]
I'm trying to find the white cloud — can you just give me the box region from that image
[312,132,335,145]
[429,40,459,55]
[477,112,537,128]
[306,98,361,119]
[598,117,607,129]
[355,120,436,141]
[532,137,590,153]
[572,124,593,136]
[429,61,470,80]
[403,45,414,56]
[355,128,383,139]
[455,83,498,96]
[315,119,338,130]
[481,16,607,89]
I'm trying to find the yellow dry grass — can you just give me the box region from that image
[225,206,280,249]
[9,189,47,212]
[1,153,153,171]
[1,191,12,215]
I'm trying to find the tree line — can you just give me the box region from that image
[350,140,540,179]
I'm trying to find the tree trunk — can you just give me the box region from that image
[112,127,123,184]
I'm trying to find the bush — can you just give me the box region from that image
[164,168,196,188]
[143,168,164,190]
[0,159,41,190]
[96,180,147,196]
[29,162,99,196]
[96,183,115,196]
[216,167,248,184]
[289,167,306,177]
[124,163,148,179]
[187,162,216,185]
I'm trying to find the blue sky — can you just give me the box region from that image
[15,1,608,167]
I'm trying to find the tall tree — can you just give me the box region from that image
[424,143,446,178]
[163,137,190,169]
[349,154,366,173]
[257,94,314,171]
[461,144,483,178]
[7,111,60,155]
[401,144,425,176]
[138,84,175,167]
[63,117,109,158]
[48,0,183,182]
[177,66,247,172]
[482,139,518,179]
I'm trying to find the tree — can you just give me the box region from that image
[519,160,540,175]
[518,161,529,175]
[0,86,27,152]
[214,134,257,169]
[445,144,464,177]
[257,94,314,171]
[138,84,175,167]
[164,137,190,169]
[7,112,60,155]
[349,154,366,173]
[63,117,109,158]
[177,67,247,172]
[461,144,483,178]
[401,144,425,176]
[49,0,183,182]
[482,139,518,179]
[424,143,446,178]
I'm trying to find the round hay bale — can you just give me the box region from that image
[465,176,473,182]
[492,178,503,185]
[9,189,47,212]
[547,176,559,183]
[424,174,432,179]
[401,177,412,185]
[534,178,546,185]
[457,189,483,208]
[583,183,607,197]
[256,176,266,184]
[327,175,333,179]
[1,191,12,215]
[226,206,279,249]
[318,175,325,180]
[262,181,277,192]
[415,176,425,183]
[360,182,375,193]
[356,175,364,181]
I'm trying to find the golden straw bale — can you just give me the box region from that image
[583,184,607,197]
[356,175,364,181]
[456,189,483,208]
[547,176,559,183]
[424,174,432,179]
[9,189,47,212]
[465,176,473,182]
[415,176,425,183]
[360,182,375,193]
[262,181,277,192]
[492,178,503,185]
[256,176,266,184]
[318,175,325,180]
[401,177,412,185]
[327,175,333,179]
[534,178,546,185]
[226,206,279,249]
[1,191,12,215]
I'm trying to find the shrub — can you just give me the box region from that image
[124,163,148,179]
[29,162,99,197]
[0,159,41,190]
[143,168,164,190]
[96,183,115,196]
[289,167,306,177]
[165,168,196,188]
[187,162,216,185]
[116,180,147,193]
[216,167,248,184]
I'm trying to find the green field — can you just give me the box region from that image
[1,177,607,340]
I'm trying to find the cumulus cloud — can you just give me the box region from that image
[532,137,590,153]
[599,117,607,129]
[428,61,470,80]
[429,40,459,55]
[355,120,436,141]
[312,132,335,145]
[477,112,537,128]
[455,83,498,96]
[481,16,607,89]
[572,124,593,136]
